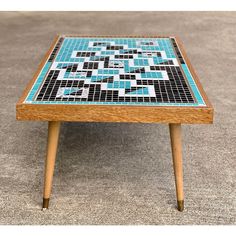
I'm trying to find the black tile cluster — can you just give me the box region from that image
[171,38,184,64]
[48,37,64,62]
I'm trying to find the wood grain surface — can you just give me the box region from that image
[16,103,213,123]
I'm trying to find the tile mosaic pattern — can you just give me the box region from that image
[25,37,205,106]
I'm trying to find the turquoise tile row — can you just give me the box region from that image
[97,69,120,74]
[107,81,131,89]
[181,64,205,106]
[133,59,149,66]
[141,72,163,79]
[128,87,149,95]
[24,100,201,106]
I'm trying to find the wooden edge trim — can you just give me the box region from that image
[174,36,213,109]
[16,103,213,124]
[17,35,60,104]
[60,35,176,38]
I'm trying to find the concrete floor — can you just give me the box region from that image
[0,12,235,225]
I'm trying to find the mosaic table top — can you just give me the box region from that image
[23,36,206,107]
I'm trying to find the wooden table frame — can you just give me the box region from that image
[16,35,214,211]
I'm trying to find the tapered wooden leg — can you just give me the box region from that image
[169,123,184,211]
[42,121,61,210]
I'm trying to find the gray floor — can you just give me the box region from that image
[0,12,235,225]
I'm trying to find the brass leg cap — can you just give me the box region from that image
[42,198,49,210]
[177,200,184,212]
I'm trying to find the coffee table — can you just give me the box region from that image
[16,35,213,211]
